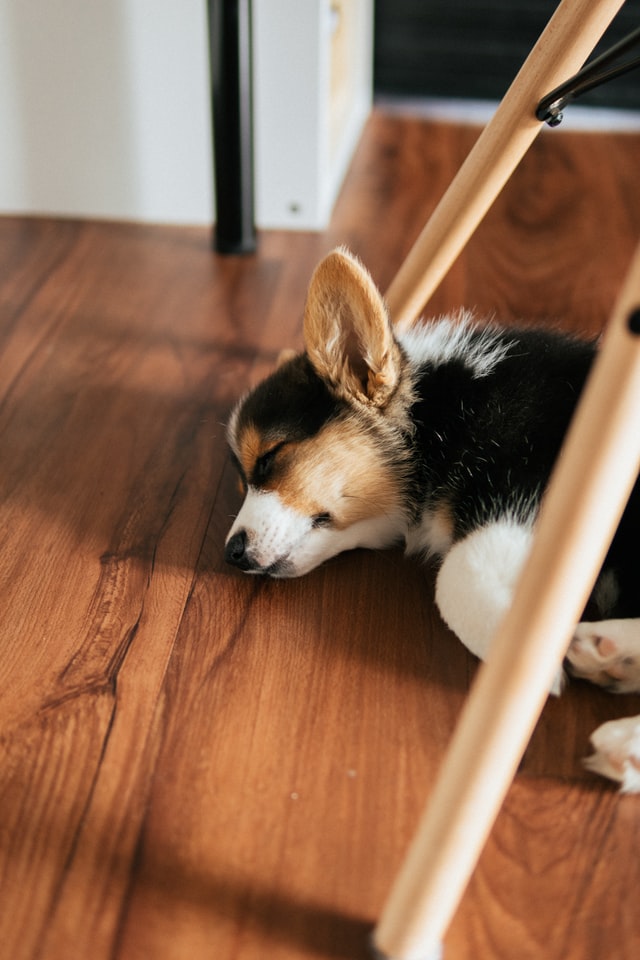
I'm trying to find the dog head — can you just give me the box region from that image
[224,248,412,577]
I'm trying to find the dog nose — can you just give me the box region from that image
[225,530,251,569]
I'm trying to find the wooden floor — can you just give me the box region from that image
[2,108,640,960]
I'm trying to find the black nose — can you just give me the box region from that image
[225,530,252,569]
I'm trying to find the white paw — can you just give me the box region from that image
[585,716,640,793]
[565,619,640,693]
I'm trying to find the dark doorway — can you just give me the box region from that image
[374,0,640,110]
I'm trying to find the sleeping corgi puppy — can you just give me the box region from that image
[225,247,640,792]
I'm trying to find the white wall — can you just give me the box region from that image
[0,0,214,224]
[254,0,372,229]
[0,0,372,228]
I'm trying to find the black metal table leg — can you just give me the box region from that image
[208,0,256,254]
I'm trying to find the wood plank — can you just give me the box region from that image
[0,111,639,960]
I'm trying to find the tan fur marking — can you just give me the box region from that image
[431,502,455,545]
[237,423,262,477]
[276,347,297,368]
[237,424,289,481]
[261,417,402,528]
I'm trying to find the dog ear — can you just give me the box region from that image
[303,247,401,407]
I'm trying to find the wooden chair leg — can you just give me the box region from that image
[375,3,636,954]
[373,242,640,960]
[386,0,626,332]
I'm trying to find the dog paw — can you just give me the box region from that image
[585,716,640,793]
[565,619,640,693]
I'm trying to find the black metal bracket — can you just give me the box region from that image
[536,25,640,127]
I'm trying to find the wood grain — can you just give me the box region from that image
[0,110,639,960]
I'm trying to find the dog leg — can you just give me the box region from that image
[434,519,567,692]
[434,520,532,663]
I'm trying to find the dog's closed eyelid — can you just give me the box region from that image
[311,512,333,528]
[253,441,287,482]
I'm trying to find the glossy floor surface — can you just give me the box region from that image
[1,108,640,959]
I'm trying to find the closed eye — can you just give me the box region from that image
[312,512,333,529]
[253,441,287,484]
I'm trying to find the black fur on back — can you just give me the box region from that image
[405,324,638,618]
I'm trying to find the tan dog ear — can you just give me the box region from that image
[303,247,401,407]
